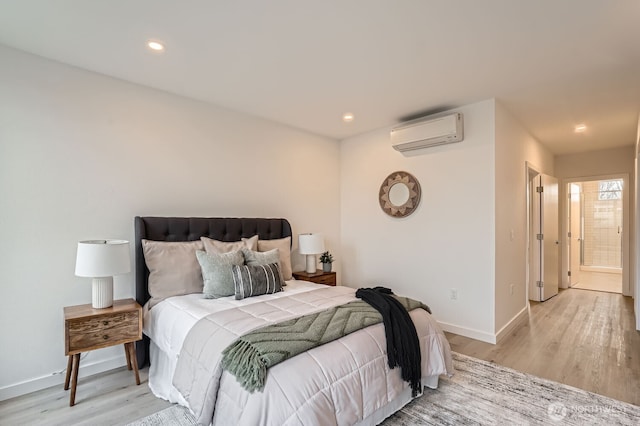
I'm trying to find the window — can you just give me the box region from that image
[598,179,622,200]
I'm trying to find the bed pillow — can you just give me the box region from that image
[242,248,279,266]
[201,235,258,254]
[195,249,245,299]
[142,239,204,308]
[257,237,292,280]
[231,262,284,300]
[242,248,285,285]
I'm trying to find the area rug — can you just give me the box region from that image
[126,404,196,426]
[127,352,640,425]
[382,352,640,425]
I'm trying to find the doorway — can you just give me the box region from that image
[566,179,623,293]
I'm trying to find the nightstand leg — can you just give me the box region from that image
[69,353,80,406]
[124,343,132,370]
[64,355,73,390]
[126,342,140,385]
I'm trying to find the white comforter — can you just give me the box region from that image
[144,281,453,426]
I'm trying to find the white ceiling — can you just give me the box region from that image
[0,0,638,155]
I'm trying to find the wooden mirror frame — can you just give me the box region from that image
[379,171,421,218]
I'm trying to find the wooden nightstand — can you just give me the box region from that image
[293,270,337,286]
[63,298,142,406]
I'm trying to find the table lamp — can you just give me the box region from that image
[75,240,131,309]
[298,233,325,274]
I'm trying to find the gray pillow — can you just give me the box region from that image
[231,262,284,300]
[257,237,292,280]
[196,249,244,299]
[242,248,279,266]
[242,248,286,286]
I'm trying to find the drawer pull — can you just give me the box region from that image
[103,335,109,340]
[103,321,109,326]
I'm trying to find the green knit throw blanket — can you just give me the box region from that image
[220,296,428,392]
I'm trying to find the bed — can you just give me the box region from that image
[135,216,453,425]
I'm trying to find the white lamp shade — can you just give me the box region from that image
[298,234,325,255]
[75,240,131,277]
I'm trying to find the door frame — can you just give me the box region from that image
[560,173,630,296]
[568,183,581,287]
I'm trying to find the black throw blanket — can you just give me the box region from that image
[355,287,424,397]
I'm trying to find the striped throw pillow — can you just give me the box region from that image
[231,262,284,300]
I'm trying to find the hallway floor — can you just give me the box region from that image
[447,288,640,406]
[571,270,622,293]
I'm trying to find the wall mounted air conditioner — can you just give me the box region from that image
[391,112,463,152]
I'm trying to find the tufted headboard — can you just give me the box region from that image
[134,216,292,366]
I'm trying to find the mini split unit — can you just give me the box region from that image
[390,112,464,152]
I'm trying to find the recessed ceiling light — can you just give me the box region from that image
[342,112,355,123]
[146,40,165,52]
[574,124,587,133]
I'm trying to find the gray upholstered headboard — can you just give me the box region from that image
[134,216,292,366]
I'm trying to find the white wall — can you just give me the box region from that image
[555,146,635,297]
[0,45,340,399]
[555,146,635,180]
[494,101,554,335]
[340,99,497,342]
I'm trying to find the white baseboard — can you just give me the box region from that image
[0,354,126,402]
[440,308,530,346]
[438,321,497,344]
[495,307,529,344]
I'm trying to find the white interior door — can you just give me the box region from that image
[569,183,581,286]
[541,174,559,300]
[530,174,559,302]
[530,177,543,302]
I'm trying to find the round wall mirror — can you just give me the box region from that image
[379,171,421,218]
[388,183,410,206]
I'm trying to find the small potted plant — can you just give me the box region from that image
[319,251,334,272]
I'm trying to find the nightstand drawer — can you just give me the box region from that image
[313,274,336,286]
[67,311,140,353]
[293,270,337,286]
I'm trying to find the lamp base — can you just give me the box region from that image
[305,255,317,274]
[92,277,114,309]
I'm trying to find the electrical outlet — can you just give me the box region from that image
[510,284,514,295]
[450,288,458,301]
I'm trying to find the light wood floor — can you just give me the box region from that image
[448,288,640,406]
[571,269,622,293]
[2,288,638,425]
[0,367,171,426]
